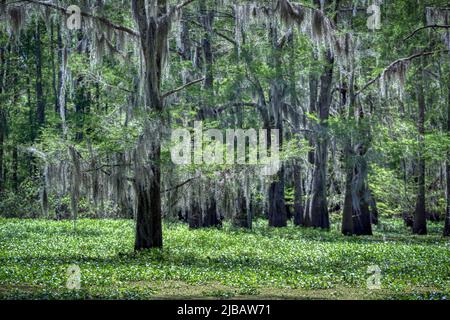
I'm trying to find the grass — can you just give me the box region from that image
[0,217,449,300]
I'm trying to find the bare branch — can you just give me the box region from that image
[213,29,237,46]
[214,101,259,114]
[162,77,205,99]
[163,176,200,193]
[404,24,450,41]
[176,0,197,11]
[277,28,293,49]
[187,19,237,46]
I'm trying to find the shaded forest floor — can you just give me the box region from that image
[0,218,449,300]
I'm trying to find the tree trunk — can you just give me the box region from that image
[12,146,18,192]
[197,2,221,228]
[233,187,251,228]
[35,20,45,127]
[342,73,372,236]
[131,0,174,249]
[444,28,450,237]
[134,144,163,249]
[201,0,214,92]
[203,198,222,227]
[74,29,91,141]
[268,165,288,227]
[293,161,304,226]
[307,50,333,229]
[57,22,68,136]
[445,83,450,235]
[413,71,427,235]
[369,189,379,225]
[267,16,287,228]
[0,45,4,195]
[304,60,319,227]
[0,112,4,194]
[342,154,373,236]
[341,147,354,235]
[203,198,221,228]
[188,182,202,229]
[308,139,330,229]
[50,19,58,113]
[351,150,372,235]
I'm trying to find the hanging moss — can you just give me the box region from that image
[7,6,26,36]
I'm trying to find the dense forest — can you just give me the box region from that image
[0,0,450,300]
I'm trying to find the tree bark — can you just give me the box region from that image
[134,144,163,249]
[293,161,304,226]
[444,78,450,236]
[342,73,372,236]
[201,0,214,92]
[131,0,176,249]
[50,19,58,113]
[188,181,202,229]
[307,50,333,229]
[268,165,288,227]
[56,22,68,136]
[413,70,427,235]
[267,14,287,228]
[444,23,450,237]
[233,187,251,228]
[369,189,379,225]
[197,1,221,228]
[203,198,222,228]
[0,111,4,195]
[351,148,372,235]
[0,44,5,194]
[35,20,45,127]
[304,59,319,227]
[12,147,18,192]
[341,148,354,235]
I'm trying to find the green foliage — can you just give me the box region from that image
[0,218,449,300]
[1,0,450,302]
[0,179,42,218]
[369,165,412,217]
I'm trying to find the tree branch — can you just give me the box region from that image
[162,77,205,99]
[186,19,237,46]
[404,24,450,41]
[163,176,199,193]
[356,50,448,97]
[176,0,197,11]
[214,101,259,114]
[23,0,140,37]
[277,28,293,49]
